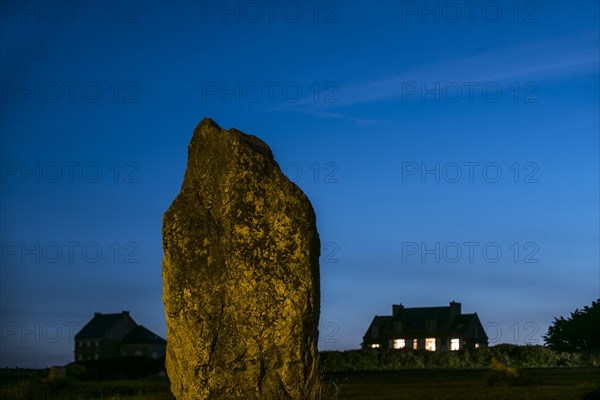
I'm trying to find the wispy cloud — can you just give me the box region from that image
[289,107,397,126]
[281,31,599,123]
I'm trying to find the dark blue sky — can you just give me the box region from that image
[1,1,598,367]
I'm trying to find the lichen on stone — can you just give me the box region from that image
[162,118,321,399]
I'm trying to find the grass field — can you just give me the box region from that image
[1,367,599,399]
[0,369,174,400]
[325,368,600,400]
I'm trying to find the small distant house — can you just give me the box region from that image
[361,301,488,351]
[74,311,166,361]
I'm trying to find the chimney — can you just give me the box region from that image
[94,312,102,318]
[122,311,130,315]
[449,301,461,319]
[392,304,404,316]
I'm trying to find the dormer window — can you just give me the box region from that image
[426,320,437,332]
[371,326,379,338]
[394,321,404,333]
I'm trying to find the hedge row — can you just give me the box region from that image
[66,356,166,380]
[320,345,600,372]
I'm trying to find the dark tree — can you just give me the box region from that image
[544,299,600,352]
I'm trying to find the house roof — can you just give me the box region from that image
[396,306,454,330]
[449,313,488,339]
[362,315,392,342]
[121,325,166,345]
[450,313,475,330]
[75,312,134,339]
[363,302,488,342]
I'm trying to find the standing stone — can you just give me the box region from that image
[162,118,321,399]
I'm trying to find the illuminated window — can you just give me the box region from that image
[371,343,380,349]
[412,339,418,349]
[451,339,460,351]
[393,339,406,349]
[425,338,436,351]
[475,343,480,349]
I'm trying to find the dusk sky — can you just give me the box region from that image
[1,0,599,368]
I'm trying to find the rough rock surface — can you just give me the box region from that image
[162,118,321,399]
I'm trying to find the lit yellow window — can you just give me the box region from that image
[393,339,405,349]
[412,339,418,349]
[451,339,460,351]
[425,338,436,351]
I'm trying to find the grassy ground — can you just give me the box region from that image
[0,369,174,400]
[326,368,600,400]
[1,367,598,399]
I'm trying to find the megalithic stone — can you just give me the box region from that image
[162,118,321,399]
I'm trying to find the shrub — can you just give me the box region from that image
[65,363,87,379]
[320,346,600,372]
[486,357,525,387]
